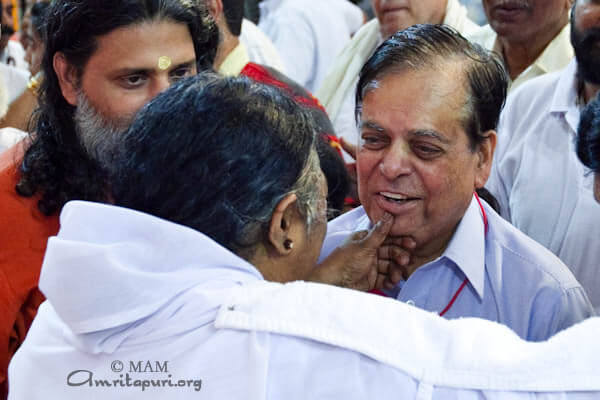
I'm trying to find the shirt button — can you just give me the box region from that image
[406,300,416,306]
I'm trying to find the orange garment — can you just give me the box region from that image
[0,144,59,399]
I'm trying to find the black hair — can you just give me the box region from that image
[250,63,350,217]
[111,73,319,257]
[356,24,508,150]
[571,3,600,86]
[577,96,600,172]
[222,0,245,36]
[16,0,219,216]
[30,1,50,38]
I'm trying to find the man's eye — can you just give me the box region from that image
[413,144,442,159]
[361,134,387,150]
[170,67,193,81]
[120,74,147,88]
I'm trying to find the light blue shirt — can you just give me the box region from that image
[320,196,595,341]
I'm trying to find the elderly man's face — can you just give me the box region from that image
[571,0,600,85]
[356,66,491,252]
[482,0,571,43]
[371,0,447,39]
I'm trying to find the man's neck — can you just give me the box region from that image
[214,33,240,71]
[397,225,459,280]
[497,21,567,80]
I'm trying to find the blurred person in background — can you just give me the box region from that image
[0,0,26,69]
[485,0,600,313]
[577,95,600,201]
[0,0,28,106]
[258,0,364,93]
[0,1,49,131]
[470,0,573,91]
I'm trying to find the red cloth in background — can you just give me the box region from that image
[0,144,59,398]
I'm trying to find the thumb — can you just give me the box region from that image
[363,213,393,248]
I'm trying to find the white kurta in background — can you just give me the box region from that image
[240,18,287,74]
[258,0,363,94]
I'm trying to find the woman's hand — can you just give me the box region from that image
[308,213,414,292]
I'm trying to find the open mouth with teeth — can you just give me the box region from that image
[380,191,420,203]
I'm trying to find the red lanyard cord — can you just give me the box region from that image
[438,192,488,317]
[439,278,469,317]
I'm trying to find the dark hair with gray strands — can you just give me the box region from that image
[356,24,509,150]
[222,0,245,36]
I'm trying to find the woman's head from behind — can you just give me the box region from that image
[577,95,600,202]
[111,73,327,282]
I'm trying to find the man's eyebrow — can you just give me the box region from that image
[359,121,385,132]
[410,129,451,144]
[170,59,196,70]
[111,59,197,76]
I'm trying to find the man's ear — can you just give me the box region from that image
[474,130,497,189]
[207,0,223,20]
[268,193,298,256]
[53,52,79,106]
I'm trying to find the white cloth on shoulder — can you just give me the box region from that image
[8,201,599,400]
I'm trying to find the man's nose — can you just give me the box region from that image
[379,141,413,180]
[151,76,172,98]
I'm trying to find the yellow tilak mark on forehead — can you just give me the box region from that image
[158,56,172,71]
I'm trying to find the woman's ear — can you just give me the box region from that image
[268,193,298,256]
[474,130,497,189]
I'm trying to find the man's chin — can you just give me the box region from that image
[380,18,413,39]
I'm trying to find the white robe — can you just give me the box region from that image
[8,201,600,399]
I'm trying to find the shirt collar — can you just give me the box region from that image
[493,23,573,89]
[218,42,250,77]
[531,24,573,75]
[440,195,486,300]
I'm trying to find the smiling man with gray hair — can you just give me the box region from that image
[320,24,594,342]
